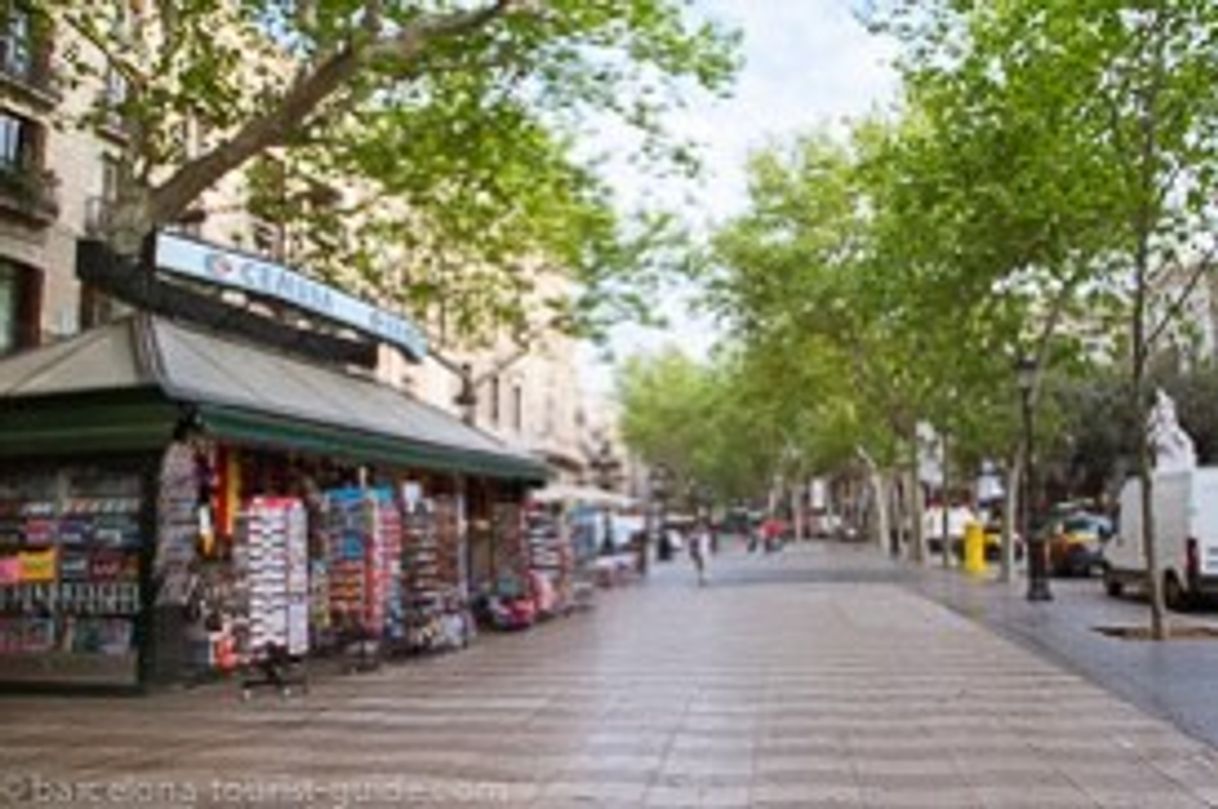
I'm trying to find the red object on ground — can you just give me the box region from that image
[497,597,536,629]
[761,519,786,540]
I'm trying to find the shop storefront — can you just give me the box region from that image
[0,309,547,689]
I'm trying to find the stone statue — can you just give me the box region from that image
[1148,388,1197,472]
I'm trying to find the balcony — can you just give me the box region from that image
[0,52,58,110]
[0,165,58,225]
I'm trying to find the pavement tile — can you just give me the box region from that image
[859,784,982,808]
[753,782,864,805]
[3,545,1218,809]
[542,780,648,803]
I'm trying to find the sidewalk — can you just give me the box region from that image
[2,542,1218,807]
[903,545,1218,750]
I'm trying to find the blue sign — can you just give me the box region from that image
[155,232,427,360]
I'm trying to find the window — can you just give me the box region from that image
[86,155,121,233]
[0,6,31,79]
[101,156,120,203]
[0,258,40,353]
[78,284,114,330]
[490,375,500,426]
[0,263,18,352]
[104,67,127,112]
[513,384,523,433]
[0,110,29,169]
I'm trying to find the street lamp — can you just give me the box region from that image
[590,440,621,492]
[649,465,671,563]
[1017,356,1052,602]
[454,363,477,426]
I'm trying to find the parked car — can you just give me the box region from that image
[1106,469,1218,609]
[1044,512,1113,577]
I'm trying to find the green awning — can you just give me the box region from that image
[198,405,546,481]
[0,316,549,483]
[0,392,179,457]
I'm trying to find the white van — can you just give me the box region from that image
[1105,469,1218,608]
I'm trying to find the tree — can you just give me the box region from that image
[874,0,1218,638]
[44,0,739,340]
[868,0,1218,636]
[701,132,915,553]
[616,347,779,508]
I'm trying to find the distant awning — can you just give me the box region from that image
[532,483,634,508]
[0,315,548,482]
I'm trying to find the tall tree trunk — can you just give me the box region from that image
[941,433,951,569]
[890,473,904,556]
[1134,237,1166,640]
[864,466,889,551]
[907,438,925,564]
[999,454,1022,584]
[791,483,805,542]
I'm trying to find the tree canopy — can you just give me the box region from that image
[44,0,740,342]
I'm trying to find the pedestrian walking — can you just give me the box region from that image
[691,520,712,586]
[761,516,786,553]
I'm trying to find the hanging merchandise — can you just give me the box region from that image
[215,447,241,541]
[525,504,571,618]
[308,557,330,646]
[374,488,404,647]
[492,502,528,595]
[234,497,310,659]
[323,488,401,663]
[155,444,203,608]
[401,493,470,653]
[324,489,370,640]
[472,502,535,631]
[0,466,144,683]
[401,497,440,651]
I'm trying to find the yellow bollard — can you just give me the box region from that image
[964,521,987,576]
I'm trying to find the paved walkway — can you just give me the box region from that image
[907,552,1218,749]
[4,543,1218,807]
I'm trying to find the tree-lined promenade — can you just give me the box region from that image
[620,1,1218,640]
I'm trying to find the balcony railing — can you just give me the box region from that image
[0,49,57,108]
[0,164,58,225]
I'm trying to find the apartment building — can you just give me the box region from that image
[0,7,603,481]
[0,4,107,347]
[379,318,593,485]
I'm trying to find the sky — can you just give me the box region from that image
[581,1,900,397]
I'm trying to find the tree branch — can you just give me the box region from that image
[61,10,148,90]
[472,315,557,387]
[1144,246,1218,349]
[145,0,520,238]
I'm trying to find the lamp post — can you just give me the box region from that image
[590,440,621,492]
[649,464,671,564]
[1017,357,1052,602]
[455,363,477,426]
